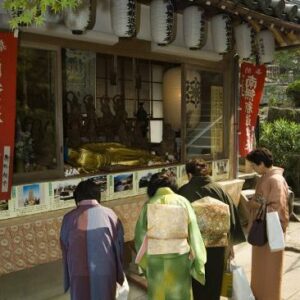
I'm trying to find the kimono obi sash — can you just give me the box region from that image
[192,196,230,247]
[146,203,190,255]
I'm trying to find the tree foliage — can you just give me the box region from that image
[274,48,300,78]
[260,119,300,167]
[286,80,300,107]
[2,0,79,29]
[259,118,300,195]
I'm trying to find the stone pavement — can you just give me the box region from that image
[221,220,300,300]
[49,221,300,300]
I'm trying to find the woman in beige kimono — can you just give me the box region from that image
[246,147,289,300]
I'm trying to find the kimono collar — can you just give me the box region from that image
[78,199,99,206]
[190,175,212,186]
[155,187,175,196]
[264,166,284,177]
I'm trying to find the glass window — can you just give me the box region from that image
[62,49,96,147]
[184,68,225,160]
[14,47,60,176]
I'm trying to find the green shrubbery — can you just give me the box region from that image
[259,119,300,196]
[286,80,300,107]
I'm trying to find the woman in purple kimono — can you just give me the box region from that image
[60,179,125,300]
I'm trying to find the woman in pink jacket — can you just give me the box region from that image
[246,147,289,300]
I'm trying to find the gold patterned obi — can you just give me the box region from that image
[192,197,230,247]
[147,203,190,255]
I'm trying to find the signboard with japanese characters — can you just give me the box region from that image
[0,32,18,200]
[239,62,266,157]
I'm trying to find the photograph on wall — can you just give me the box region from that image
[0,199,10,220]
[19,183,42,207]
[0,199,8,211]
[110,172,136,200]
[136,168,160,194]
[51,178,81,209]
[178,164,188,188]
[212,159,229,181]
[159,166,178,179]
[15,183,49,216]
[0,187,16,220]
[87,175,109,201]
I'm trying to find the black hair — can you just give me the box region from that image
[246,147,273,168]
[147,171,178,197]
[185,159,209,176]
[73,179,101,204]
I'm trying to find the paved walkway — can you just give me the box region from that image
[50,221,300,300]
[224,220,300,300]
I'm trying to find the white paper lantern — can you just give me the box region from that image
[183,5,207,50]
[257,30,275,64]
[64,0,96,34]
[111,0,136,37]
[234,23,255,59]
[211,14,233,54]
[163,67,181,130]
[284,3,298,21]
[270,0,285,18]
[150,0,175,46]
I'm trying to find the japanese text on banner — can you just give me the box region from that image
[0,32,18,200]
[239,62,266,157]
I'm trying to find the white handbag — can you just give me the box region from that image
[116,274,130,300]
[231,263,255,300]
[266,211,285,252]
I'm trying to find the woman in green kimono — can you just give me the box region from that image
[134,171,206,300]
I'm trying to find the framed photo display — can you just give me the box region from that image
[15,182,50,216]
[109,172,136,200]
[50,178,81,210]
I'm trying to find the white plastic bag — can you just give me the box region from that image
[266,211,285,252]
[232,263,255,300]
[116,274,130,300]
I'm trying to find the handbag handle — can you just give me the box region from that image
[256,203,266,221]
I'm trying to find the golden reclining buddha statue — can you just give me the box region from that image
[68,143,163,172]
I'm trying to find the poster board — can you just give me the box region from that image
[109,172,136,200]
[87,175,109,202]
[0,187,15,220]
[50,178,81,210]
[159,165,178,179]
[136,168,160,195]
[14,182,50,216]
[177,164,188,188]
[212,159,229,181]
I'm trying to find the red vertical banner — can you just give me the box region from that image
[0,32,18,200]
[239,62,266,158]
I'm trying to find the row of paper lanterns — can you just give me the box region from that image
[48,0,275,64]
